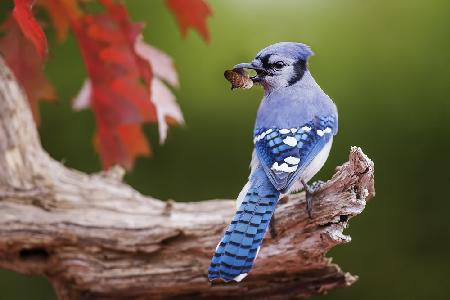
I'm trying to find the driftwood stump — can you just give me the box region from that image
[0,57,375,299]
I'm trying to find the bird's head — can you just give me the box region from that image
[234,42,314,91]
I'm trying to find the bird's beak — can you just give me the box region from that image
[233,62,267,83]
[233,62,256,70]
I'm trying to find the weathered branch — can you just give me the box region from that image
[0,56,375,299]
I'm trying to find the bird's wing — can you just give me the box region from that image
[254,115,336,193]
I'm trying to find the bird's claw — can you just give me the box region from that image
[310,180,325,191]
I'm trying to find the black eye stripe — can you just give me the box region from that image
[259,54,271,69]
[256,55,288,70]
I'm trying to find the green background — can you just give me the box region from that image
[1,0,450,299]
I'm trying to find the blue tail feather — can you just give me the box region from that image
[208,179,279,282]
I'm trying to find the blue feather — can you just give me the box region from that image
[254,116,336,193]
[208,178,279,282]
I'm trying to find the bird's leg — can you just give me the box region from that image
[301,180,325,219]
[301,179,314,219]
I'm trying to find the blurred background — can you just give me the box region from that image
[1,0,450,299]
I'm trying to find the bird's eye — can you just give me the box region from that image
[273,61,285,69]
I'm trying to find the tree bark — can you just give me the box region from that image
[0,56,375,299]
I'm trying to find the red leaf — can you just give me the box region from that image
[36,0,82,42]
[166,0,212,43]
[0,17,55,124]
[74,39,185,145]
[13,0,48,57]
[95,124,151,170]
[72,3,156,169]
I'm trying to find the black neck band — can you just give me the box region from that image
[288,59,307,86]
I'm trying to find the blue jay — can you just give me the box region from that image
[208,42,338,282]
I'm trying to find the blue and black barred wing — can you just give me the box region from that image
[254,116,336,193]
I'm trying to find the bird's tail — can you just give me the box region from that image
[208,178,279,282]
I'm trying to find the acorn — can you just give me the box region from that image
[224,68,254,90]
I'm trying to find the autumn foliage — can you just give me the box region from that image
[0,0,212,169]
